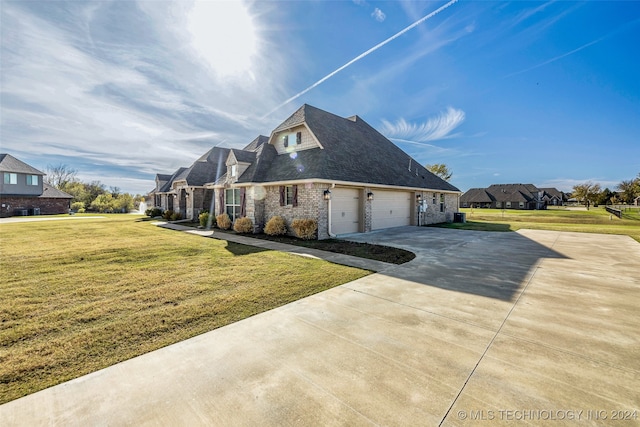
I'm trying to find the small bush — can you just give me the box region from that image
[77,208,86,214]
[162,210,174,220]
[216,213,232,230]
[264,216,287,236]
[170,212,182,221]
[291,218,318,240]
[199,211,213,228]
[233,217,253,233]
[145,207,163,217]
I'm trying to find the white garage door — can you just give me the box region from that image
[331,188,360,235]
[372,191,411,230]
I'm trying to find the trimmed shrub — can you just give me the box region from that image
[291,218,318,240]
[162,210,174,220]
[264,215,287,236]
[170,212,182,221]
[233,217,253,233]
[216,213,232,230]
[145,207,163,217]
[199,211,214,228]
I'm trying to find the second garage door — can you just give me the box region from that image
[372,190,411,230]
[331,188,360,235]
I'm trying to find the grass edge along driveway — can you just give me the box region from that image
[0,215,369,404]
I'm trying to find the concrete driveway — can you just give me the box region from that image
[2,227,639,426]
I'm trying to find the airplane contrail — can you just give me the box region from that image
[262,0,459,118]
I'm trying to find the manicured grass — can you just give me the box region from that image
[0,215,369,403]
[435,207,640,242]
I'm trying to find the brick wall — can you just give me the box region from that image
[0,195,71,217]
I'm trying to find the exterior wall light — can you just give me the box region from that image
[367,192,374,201]
[416,194,422,202]
[323,189,331,201]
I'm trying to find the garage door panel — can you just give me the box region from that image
[372,191,410,230]
[331,188,360,235]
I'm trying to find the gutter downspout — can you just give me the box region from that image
[327,183,336,238]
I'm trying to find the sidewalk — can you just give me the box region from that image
[153,221,394,272]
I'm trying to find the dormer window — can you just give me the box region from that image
[230,164,237,177]
[283,135,289,148]
[296,132,302,145]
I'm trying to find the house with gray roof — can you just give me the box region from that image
[151,105,461,238]
[460,183,565,210]
[0,153,73,217]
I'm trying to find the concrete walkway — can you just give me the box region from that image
[1,227,639,426]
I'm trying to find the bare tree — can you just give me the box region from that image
[44,164,78,188]
[425,163,452,181]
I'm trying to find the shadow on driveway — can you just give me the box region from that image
[345,227,567,301]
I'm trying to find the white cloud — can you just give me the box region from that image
[371,8,386,22]
[380,107,465,143]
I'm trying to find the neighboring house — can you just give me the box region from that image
[539,187,568,206]
[0,153,73,217]
[460,184,565,210]
[152,104,461,239]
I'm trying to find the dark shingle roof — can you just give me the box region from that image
[231,149,257,164]
[242,135,269,152]
[158,167,187,193]
[0,154,44,175]
[486,184,538,203]
[41,182,73,199]
[238,105,459,192]
[539,187,565,199]
[460,188,493,203]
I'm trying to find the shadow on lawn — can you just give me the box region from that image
[223,241,269,256]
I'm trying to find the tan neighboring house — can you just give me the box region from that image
[151,105,461,239]
[0,153,73,217]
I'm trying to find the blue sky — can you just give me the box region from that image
[1,0,639,195]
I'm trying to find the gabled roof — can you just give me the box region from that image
[158,167,187,193]
[486,184,539,202]
[539,187,565,200]
[238,104,459,192]
[460,188,493,203]
[242,135,269,152]
[230,149,257,164]
[0,154,44,175]
[41,182,73,199]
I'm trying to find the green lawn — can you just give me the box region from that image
[0,215,369,403]
[437,206,640,242]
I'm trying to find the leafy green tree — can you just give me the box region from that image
[425,163,452,181]
[617,177,639,204]
[90,193,115,213]
[571,182,601,209]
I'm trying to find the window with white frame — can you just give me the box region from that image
[27,175,38,185]
[506,202,512,208]
[519,202,525,208]
[230,164,237,177]
[225,188,241,221]
[440,193,445,212]
[4,173,17,185]
[496,202,502,208]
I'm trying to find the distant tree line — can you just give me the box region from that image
[45,164,144,213]
[571,173,640,208]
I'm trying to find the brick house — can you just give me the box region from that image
[151,105,461,239]
[0,154,73,217]
[460,184,566,209]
